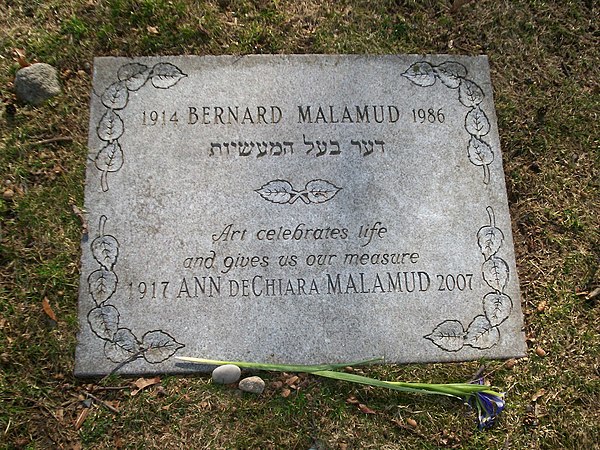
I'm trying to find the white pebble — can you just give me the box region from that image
[211,364,241,384]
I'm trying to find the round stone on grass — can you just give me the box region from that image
[238,376,265,394]
[211,364,241,384]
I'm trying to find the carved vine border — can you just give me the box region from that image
[402,60,513,352]
[88,61,187,366]
[94,62,187,192]
[402,61,494,185]
[424,206,513,351]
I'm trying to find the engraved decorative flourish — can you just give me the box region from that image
[425,206,513,352]
[402,61,494,184]
[87,216,184,365]
[95,62,187,191]
[256,179,341,204]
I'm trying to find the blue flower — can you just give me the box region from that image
[468,378,505,429]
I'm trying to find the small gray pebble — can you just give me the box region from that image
[211,364,241,384]
[238,376,265,394]
[15,63,61,105]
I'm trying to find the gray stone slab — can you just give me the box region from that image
[74,54,526,377]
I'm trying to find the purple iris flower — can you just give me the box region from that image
[468,378,506,429]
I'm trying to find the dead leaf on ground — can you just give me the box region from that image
[72,204,88,236]
[131,376,161,395]
[42,297,58,322]
[285,375,299,386]
[147,26,159,34]
[531,389,546,402]
[13,48,29,68]
[346,396,359,405]
[358,403,376,414]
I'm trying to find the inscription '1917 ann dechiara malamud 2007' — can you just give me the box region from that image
[75,55,526,377]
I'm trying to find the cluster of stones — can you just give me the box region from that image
[211,364,265,395]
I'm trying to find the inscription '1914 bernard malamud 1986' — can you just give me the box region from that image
[74,54,526,377]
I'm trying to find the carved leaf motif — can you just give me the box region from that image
[433,61,467,89]
[256,180,295,204]
[95,141,124,192]
[305,179,341,204]
[467,137,494,166]
[91,234,119,270]
[88,269,117,304]
[477,225,504,260]
[482,256,509,293]
[458,80,484,107]
[142,330,185,364]
[88,304,119,340]
[465,315,500,349]
[424,320,465,352]
[402,62,436,87]
[101,81,129,110]
[104,328,141,363]
[465,107,491,137]
[95,141,124,173]
[97,110,124,142]
[150,63,187,89]
[483,292,513,326]
[117,63,150,91]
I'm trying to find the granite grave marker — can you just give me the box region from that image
[75,55,526,376]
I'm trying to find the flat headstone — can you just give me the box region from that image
[74,55,526,377]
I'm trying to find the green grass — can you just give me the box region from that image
[1,0,599,448]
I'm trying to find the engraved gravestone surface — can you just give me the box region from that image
[74,54,526,376]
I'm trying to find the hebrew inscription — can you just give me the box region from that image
[75,55,526,376]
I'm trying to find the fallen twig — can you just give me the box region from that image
[72,205,88,237]
[30,137,73,146]
[92,385,130,391]
[82,390,120,414]
[586,287,600,300]
[469,365,486,382]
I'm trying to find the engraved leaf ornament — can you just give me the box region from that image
[465,315,500,349]
[104,328,141,363]
[458,79,485,107]
[304,179,341,204]
[150,63,187,89]
[88,269,117,304]
[95,141,124,192]
[433,61,467,89]
[467,137,494,184]
[91,215,119,270]
[424,320,465,352]
[97,110,124,142]
[465,107,491,138]
[483,293,513,327]
[477,207,504,260]
[482,256,510,293]
[401,62,436,87]
[88,305,119,341]
[91,233,119,270]
[256,180,295,204]
[117,63,150,91]
[142,330,185,364]
[101,81,129,110]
